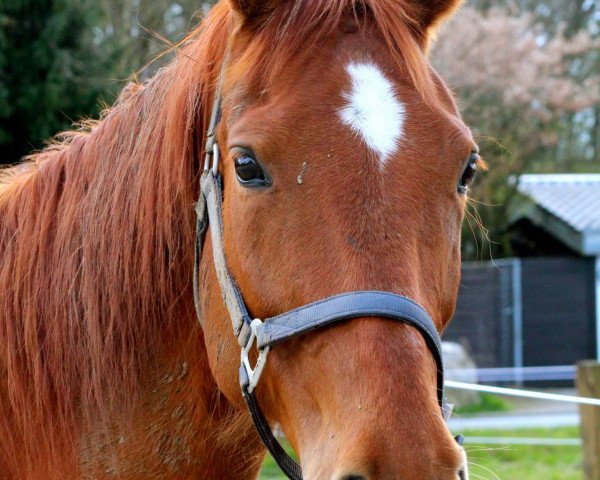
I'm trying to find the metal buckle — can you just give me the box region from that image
[240,319,270,393]
[203,142,220,174]
[442,401,455,422]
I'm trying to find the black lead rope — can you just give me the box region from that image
[243,388,303,480]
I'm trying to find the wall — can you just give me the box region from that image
[444,257,596,369]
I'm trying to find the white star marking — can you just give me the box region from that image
[339,62,406,167]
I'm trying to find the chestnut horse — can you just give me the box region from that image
[0,0,481,478]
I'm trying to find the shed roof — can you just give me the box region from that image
[515,174,600,256]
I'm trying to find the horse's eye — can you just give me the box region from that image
[233,149,271,187]
[458,152,479,194]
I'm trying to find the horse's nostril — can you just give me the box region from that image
[340,475,367,480]
[458,467,467,480]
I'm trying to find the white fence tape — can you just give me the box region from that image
[465,435,582,452]
[447,365,575,382]
[445,381,600,406]
[465,436,581,446]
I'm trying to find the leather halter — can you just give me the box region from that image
[192,51,459,480]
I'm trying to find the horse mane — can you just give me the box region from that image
[0,0,435,474]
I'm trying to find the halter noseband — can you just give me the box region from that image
[192,51,459,480]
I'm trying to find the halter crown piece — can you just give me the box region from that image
[192,48,460,480]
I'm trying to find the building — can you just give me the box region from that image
[444,174,600,371]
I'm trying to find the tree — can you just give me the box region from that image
[0,0,119,164]
[468,0,600,163]
[96,0,209,82]
[431,6,600,259]
[0,0,212,165]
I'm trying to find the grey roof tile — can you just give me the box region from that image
[517,174,600,233]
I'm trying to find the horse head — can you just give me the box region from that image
[198,1,477,478]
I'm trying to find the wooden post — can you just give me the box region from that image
[577,361,600,480]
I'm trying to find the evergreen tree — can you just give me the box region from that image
[0,0,118,164]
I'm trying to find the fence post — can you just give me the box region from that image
[577,361,600,480]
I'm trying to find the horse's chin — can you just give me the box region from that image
[299,454,470,480]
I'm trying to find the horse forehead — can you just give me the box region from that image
[225,46,466,165]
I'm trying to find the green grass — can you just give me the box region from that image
[455,393,511,415]
[462,427,582,480]
[259,444,298,479]
[259,427,582,480]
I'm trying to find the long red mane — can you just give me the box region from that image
[0,0,439,474]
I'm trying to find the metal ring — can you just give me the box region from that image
[241,319,270,393]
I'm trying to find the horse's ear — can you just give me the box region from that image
[228,0,279,24]
[410,0,464,45]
